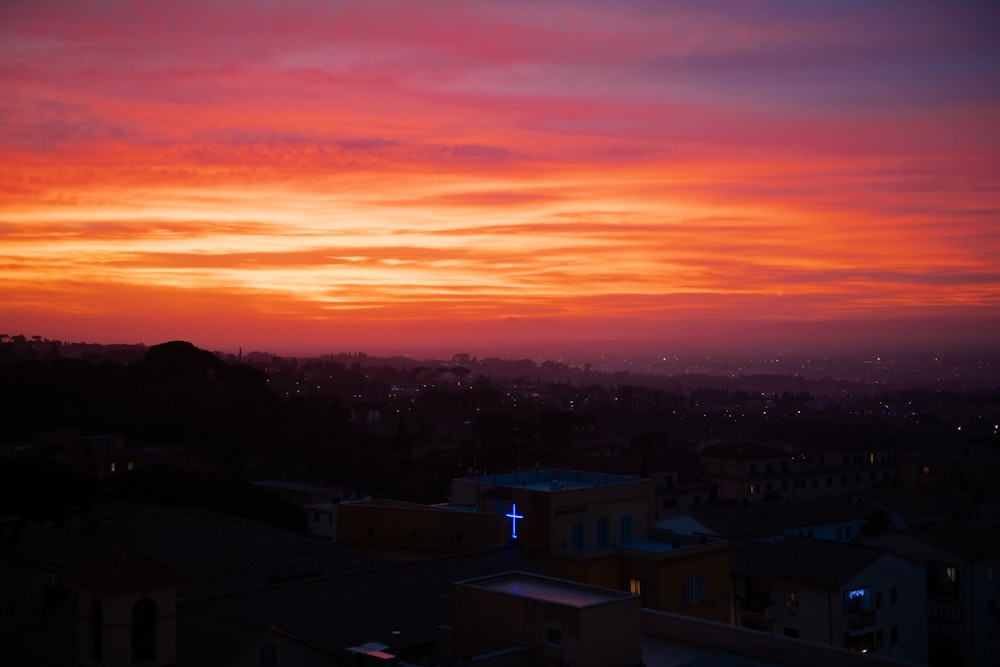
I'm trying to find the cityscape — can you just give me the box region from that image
[1,334,998,666]
[2,1,1000,666]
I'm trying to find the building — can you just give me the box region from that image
[730,536,927,663]
[660,495,874,544]
[454,571,642,667]
[1,498,926,667]
[699,441,897,504]
[337,469,732,623]
[866,521,1000,667]
[73,546,179,667]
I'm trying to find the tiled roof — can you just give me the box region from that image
[688,497,872,540]
[900,520,1000,559]
[179,545,548,665]
[749,496,872,529]
[2,502,389,599]
[730,537,885,587]
[687,506,776,540]
[73,544,179,592]
[856,483,973,524]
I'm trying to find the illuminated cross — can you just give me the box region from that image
[505,503,524,539]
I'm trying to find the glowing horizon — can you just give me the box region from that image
[3,1,999,357]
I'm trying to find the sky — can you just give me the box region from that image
[2,1,999,358]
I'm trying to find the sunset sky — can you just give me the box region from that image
[3,1,999,357]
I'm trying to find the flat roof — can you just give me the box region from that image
[458,469,648,492]
[458,571,635,608]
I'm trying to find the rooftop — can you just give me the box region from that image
[457,468,648,492]
[458,570,635,608]
[699,442,789,459]
[731,536,886,587]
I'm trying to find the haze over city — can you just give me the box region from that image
[2,1,999,359]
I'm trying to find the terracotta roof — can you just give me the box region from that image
[178,545,548,665]
[3,502,390,599]
[73,544,179,592]
[731,536,886,587]
[900,520,1000,559]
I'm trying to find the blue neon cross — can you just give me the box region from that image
[506,503,524,539]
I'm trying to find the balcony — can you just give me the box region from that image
[846,610,877,629]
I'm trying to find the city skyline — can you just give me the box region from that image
[3,1,999,358]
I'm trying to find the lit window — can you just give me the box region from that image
[785,591,799,608]
[109,462,115,472]
[127,461,134,471]
[629,578,642,596]
[946,566,957,583]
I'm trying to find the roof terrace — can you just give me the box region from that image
[457,571,636,608]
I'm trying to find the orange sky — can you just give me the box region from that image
[2,1,999,357]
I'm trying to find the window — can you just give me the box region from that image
[131,598,156,662]
[890,587,898,605]
[621,515,633,545]
[545,628,562,646]
[572,522,584,550]
[845,587,872,615]
[629,578,642,596]
[597,517,608,548]
[784,627,799,638]
[684,575,706,605]
[110,462,116,472]
[785,591,799,608]
[988,565,996,582]
[875,591,882,608]
[890,626,899,645]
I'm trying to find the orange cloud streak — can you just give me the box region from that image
[2,1,999,354]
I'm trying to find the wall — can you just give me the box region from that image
[624,544,731,623]
[77,584,176,667]
[337,502,507,553]
[642,608,920,667]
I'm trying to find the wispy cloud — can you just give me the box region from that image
[1,1,998,352]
